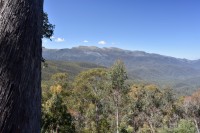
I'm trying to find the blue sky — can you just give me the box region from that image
[43,0,200,59]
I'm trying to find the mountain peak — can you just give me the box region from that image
[43,46,200,94]
[72,46,101,50]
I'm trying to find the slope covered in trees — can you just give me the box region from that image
[42,60,105,81]
[42,60,200,133]
[43,46,200,95]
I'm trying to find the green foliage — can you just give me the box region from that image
[72,68,110,132]
[41,74,75,133]
[120,125,134,133]
[138,123,152,133]
[110,60,128,93]
[174,119,197,133]
[51,73,69,88]
[109,60,129,132]
[73,68,108,103]
[99,119,111,133]
[128,84,182,132]
[42,60,104,81]
[42,91,75,133]
[42,12,55,39]
[157,119,197,133]
[41,60,200,133]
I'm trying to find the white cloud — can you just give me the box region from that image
[98,41,107,45]
[55,38,65,42]
[83,40,89,43]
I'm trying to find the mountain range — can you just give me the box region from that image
[42,46,200,94]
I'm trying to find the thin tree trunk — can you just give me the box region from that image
[116,107,119,133]
[113,91,119,133]
[116,102,119,133]
[0,0,43,132]
[96,101,100,133]
[194,118,199,133]
[148,120,155,133]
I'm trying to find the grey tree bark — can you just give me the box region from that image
[0,0,43,132]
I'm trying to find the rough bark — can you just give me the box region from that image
[0,0,43,132]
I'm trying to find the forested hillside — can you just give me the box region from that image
[41,60,200,133]
[43,46,200,94]
[42,60,105,81]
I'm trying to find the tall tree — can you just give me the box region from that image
[42,84,75,133]
[73,68,109,132]
[109,60,129,133]
[0,0,43,132]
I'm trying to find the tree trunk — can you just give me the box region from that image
[0,0,43,132]
[95,101,100,133]
[194,118,199,133]
[116,101,119,133]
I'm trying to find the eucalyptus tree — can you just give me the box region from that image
[109,60,129,133]
[0,0,54,132]
[42,85,75,133]
[73,68,109,132]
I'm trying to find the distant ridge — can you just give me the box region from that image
[43,46,200,94]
